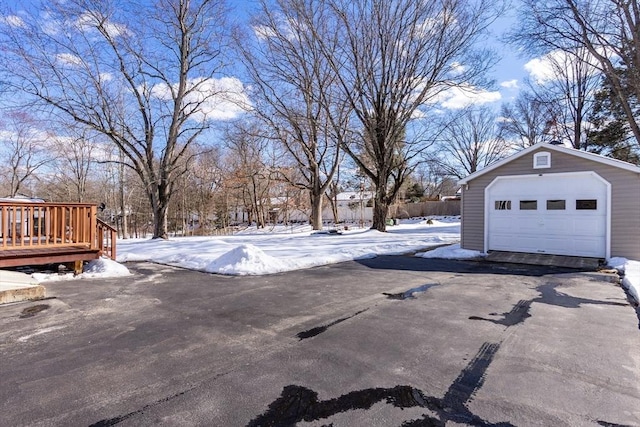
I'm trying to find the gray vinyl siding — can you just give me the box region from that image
[461,147,640,259]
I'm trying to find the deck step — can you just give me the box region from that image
[0,271,46,304]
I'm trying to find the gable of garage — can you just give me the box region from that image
[458,144,640,259]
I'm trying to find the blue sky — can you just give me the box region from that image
[0,0,535,114]
[227,0,532,111]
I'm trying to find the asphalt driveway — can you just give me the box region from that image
[0,257,638,426]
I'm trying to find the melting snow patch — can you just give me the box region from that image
[608,257,640,303]
[416,243,484,260]
[83,258,131,278]
[206,244,288,275]
[32,258,131,282]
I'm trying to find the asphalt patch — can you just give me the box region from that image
[19,304,50,319]
[383,284,439,300]
[248,342,513,427]
[88,386,197,426]
[469,300,532,327]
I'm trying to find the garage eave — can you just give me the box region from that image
[458,142,640,186]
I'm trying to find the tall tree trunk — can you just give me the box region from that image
[150,184,170,239]
[372,197,389,232]
[309,192,323,230]
[152,202,169,239]
[119,152,128,239]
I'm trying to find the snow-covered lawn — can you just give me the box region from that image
[117,217,463,275]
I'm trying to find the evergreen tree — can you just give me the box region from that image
[587,72,640,164]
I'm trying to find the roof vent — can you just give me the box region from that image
[534,151,551,169]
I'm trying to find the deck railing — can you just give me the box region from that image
[0,201,116,260]
[97,218,117,260]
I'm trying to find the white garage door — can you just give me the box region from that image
[486,172,608,258]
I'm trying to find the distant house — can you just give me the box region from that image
[323,191,374,223]
[458,142,640,260]
[0,194,45,203]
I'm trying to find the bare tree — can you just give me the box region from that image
[511,0,640,146]
[0,111,54,197]
[239,0,347,230]
[50,126,100,202]
[435,107,509,179]
[0,0,235,238]
[224,122,274,228]
[499,91,554,148]
[522,48,601,149]
[301,0,502,231]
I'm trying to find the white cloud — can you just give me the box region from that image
[500,79,518,89]
[432,85,501,109]
[411,109,427,119]
[524,49,601,84]
[449,62,466,76]
[495,116,514,123]
[151,76,252,122]
[524,54,559,84]
[253,25,277,40]
[0,128,54,150]
[41,12,61,36]
[76,12,129,38]
[0,15,25,28]
[56,53,83,67]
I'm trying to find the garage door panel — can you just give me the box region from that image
[544,218,570,233]
[491,234,538,252]
[487,173,607,258]
[573,217,605,234]
[572,237,604,257]
[542,237,571,253]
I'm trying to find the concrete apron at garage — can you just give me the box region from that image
[485,250,602,269]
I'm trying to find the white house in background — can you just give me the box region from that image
[458,142,640,260]
[323,191,374,223]
[0,194,45,203]
[224,191,375,225]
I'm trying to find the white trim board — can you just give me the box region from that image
[459,142,640,185]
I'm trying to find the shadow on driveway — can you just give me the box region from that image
[355,255,587,277]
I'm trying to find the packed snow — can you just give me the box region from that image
[415,243,484,260]
[607,257,640,304]
[32,258,131,282]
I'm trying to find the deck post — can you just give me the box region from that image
[89,206,97,251]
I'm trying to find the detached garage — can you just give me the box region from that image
[458,142,640,260]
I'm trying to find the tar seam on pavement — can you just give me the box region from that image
[382,283,439,300]
[296,309,369,340]
[247,341,512,427]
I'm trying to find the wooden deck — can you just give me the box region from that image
[0,201,117,273]
[0,246,101,268]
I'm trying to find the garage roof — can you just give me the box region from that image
[458,142,640,185]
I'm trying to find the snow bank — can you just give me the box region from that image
[82,258,131,278]
[205,244,288,275]
[607,257,640,304]
[31,258,131,282]
[415,243,485,260]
